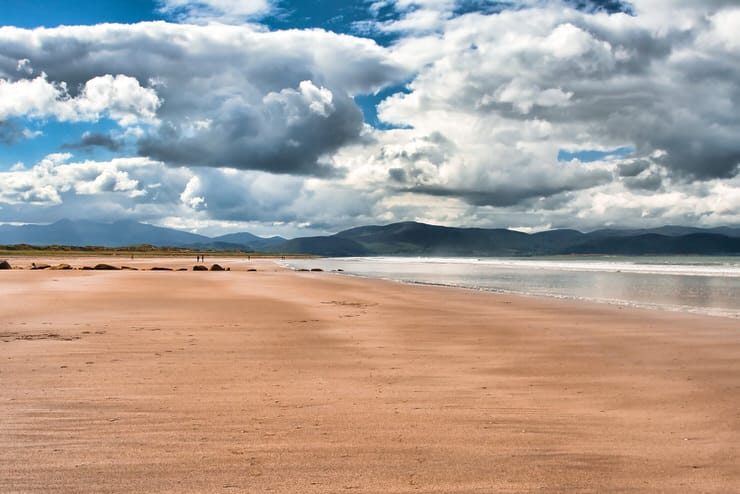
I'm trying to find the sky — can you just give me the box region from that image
[0,0,739,237]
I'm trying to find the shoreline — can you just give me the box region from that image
[4,253,739,319]
[2,257,740,492]
[278,260,740,320]
[3,253,739,318]
[324,268,740,324]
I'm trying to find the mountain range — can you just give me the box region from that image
[1,219,740,256]
[0,219,286,251]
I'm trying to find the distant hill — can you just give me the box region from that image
[212,232,286,250]
[0,219,210,247]
[589,225,740,239]
[2,219,739,256]
[272,221,740,256]
[334,221,532,255]
[565,233,740,255]
[277,236,371,257]
[0,219,280,251]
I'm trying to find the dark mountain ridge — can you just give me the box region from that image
[315,221,740,256]
[1,219,739,256]
[0,219,275,251]
[566,233,740,255]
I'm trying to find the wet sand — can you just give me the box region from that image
[1,257,740,493]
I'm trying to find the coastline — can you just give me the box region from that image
[280,257,740,320]
[289,267,740,320]
[2,257,740,492]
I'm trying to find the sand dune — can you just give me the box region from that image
[1,257,739,493]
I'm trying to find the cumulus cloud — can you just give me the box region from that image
[1,1,739,233]
[0,153,146,206]
[0,22,404,176]
[0,74,160,126]
[371,1,740,217]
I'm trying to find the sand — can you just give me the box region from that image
[1,256,740,493]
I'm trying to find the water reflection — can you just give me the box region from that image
[285,257,740,318]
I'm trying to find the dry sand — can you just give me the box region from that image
[1,256,740,493]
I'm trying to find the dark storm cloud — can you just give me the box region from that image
[138,84,362,176]
[617,160,650,177]
[388,167,407,182]
[63,132,123,152]
[404,168,612,207]
[622,172,662,191]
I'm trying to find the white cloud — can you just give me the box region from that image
[180,176,207,210]
[0,74,161,126]
[0,154,151,206]
[73,74,162,126]
[0,2,739,233]
[16,58,32,74]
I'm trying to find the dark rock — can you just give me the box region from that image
[296,268,309,272]
[193,265,208,271]
[247,268,257,272]
[210,264,225,271]
[94,264,120,270]
[310,268,324,272]
[81,266,94,270]
[0,260,11,270]
[150,267,173,271]
[177,268,188,271]
[121,266,139,271]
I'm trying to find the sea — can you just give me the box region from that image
[283,256,740,319]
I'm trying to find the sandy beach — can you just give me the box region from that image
[2,256,740,493]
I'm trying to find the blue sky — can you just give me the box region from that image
[0,0,632,34]
[0,0,389,35]
[0,0,738,234]
[0,0,163,27]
